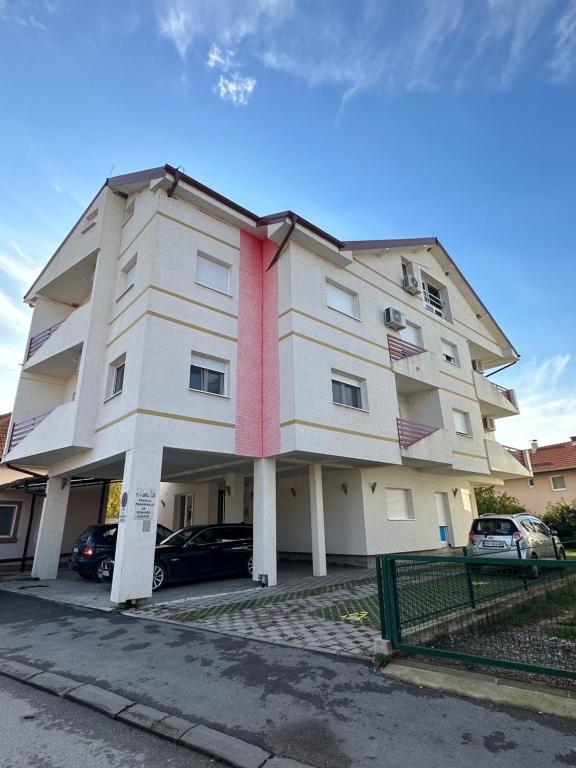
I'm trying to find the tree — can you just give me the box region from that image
[541,499,576,542]
[474,486,526,517]
[105,481,122,521]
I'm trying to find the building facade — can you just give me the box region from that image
[505,438,576,515]
[2,165,530,604]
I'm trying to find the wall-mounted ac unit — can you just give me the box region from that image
[383,307,406,330]
[482,416,496,432]
[472,359,485,373]
[402,274,421,295]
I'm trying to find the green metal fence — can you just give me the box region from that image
[377,546,576,680]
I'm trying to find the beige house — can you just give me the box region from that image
[504,438,576,515]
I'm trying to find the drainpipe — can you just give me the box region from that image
[97,480,109,525]
[20,489,43,573]
[266,214,297,271]
[485,359,519,378]
[167,167,183,198]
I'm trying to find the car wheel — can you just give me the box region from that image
[557,548,567,561]
[95,557,114,583]
[152,563,166,591]
[78,571,93,581]
[528,553,539,578]
[245,556,254,578]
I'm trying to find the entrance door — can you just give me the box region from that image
[434,492,453,546]
[179,494,195,528]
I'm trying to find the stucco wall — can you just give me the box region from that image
[505,469,576,517]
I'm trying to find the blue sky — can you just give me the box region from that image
[0,0,575,448]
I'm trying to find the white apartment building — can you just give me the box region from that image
[1,165,530,604]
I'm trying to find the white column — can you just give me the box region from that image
[224,473,244,523]
[31,476,71,579]
[309,464,327,577]
[110,444,163,605]
[252,458,277,587]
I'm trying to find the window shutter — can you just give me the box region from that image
[385,488,413,520]
[191,354,226,374]
[196,254,229,293]
[453,410,469,434]
[326,281,356,317]
[400,325,421,346]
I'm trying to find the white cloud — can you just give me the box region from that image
[216,73,256,105]
[495,355,576,447]
[0,243,40,288]
[550,0,576,80]
[206,43,235,71]
[0,287,31,333]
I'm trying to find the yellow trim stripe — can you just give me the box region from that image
[119,213,156,258]
[95,408,235,434]
[107,310,237,347]
[452,450,487,460]
[280,418,398,443]
[278,307,388,352]
[279,330,390,370]
[441,368,475,387]
[157,211,239,251]
[149,285,238,319]
[110,286,150,325]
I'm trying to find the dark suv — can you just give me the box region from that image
[69,523,173,582]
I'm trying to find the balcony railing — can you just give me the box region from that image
[503,445,526,467]
[397,418,439,448]
[26,321,64,361]
[494,384,514,403]
[388,335,426,363]
[8,411,52,451]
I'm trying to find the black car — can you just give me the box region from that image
[100,523,254,591]
[69,523,173,582]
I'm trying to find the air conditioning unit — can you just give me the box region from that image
[402,274,421,295]
[383,307,406,330]
[472,359,485,373]
[483,416,496,432]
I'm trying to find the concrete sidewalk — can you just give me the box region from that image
[0,590,575,768]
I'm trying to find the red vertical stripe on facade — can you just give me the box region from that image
[235,232,280,457]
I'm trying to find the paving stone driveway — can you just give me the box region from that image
[127,566,380,657]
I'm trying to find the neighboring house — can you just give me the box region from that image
[1,165,530,604]
[504,438,576,515]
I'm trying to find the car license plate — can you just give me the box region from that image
[482,541,505,548]
[73,547,78,554]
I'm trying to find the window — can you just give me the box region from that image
[0,504,19,541]
[196,252,230,294]
[123,197,135,225]
[441,339,459,365]
[325,280,359,319]
[551,475,567,491]
[399,323,422,347]
[189,353,227,396]
[120,256,137,294]
[452,409,470,436]
[331,371,366,410]
[385,488,415,521]
[106,354,126,399]
[528,478,535,488]
[472,518,517,535]
[421,273,451,321]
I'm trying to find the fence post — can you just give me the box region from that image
[383,557,401,647]
[462,548,477,609]
[376,556,387,640]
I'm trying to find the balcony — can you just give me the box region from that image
[485,439,531,479]
[388,336,440,394]
[23,302,89,374]
[397,418,452,468]
[26,322,64,360]
[8,411,52,451]
[473,371,519,418]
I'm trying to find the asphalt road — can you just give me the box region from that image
[0,673,219,768]
[0,590,575,767]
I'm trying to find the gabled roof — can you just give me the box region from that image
[530,441,576,474]
[24,164,519,358]
[0,413,10,457]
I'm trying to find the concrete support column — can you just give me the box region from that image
[224,473,244,523]
[110,444,163,605]
[309,464,327,577]
[31,476,71,579]
[252,458,277,587]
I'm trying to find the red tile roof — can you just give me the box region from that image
[530,440,576,474]
[0,413,10,457]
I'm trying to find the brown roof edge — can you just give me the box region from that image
[257,210,344,249]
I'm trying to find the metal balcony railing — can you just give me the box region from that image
[494,384,514,403]
[388,335,426,363]
[397,418,439,448]
[26,321,64,361]
[8,411,52,451]
[503,446,526,466]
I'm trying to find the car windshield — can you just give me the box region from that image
[159,527,205,547]
[472,518,517,536]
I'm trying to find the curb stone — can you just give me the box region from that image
[0,659,314,767]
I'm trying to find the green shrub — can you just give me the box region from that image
[541,499,576,542]
[474,486,526,517]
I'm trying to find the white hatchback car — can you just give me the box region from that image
[467,514,566,562]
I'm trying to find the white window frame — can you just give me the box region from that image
[441,339,459,366]
[0,503,19,541]
[452,409,471,437]
[385,488,415,521]
[118,255,137,298]
[331,370,367,411]
[325,279,360,319]
[421,272,451,322]
[195,252,231,295]
[189,352,229,397]
[550,475,567,491]
[399,322,423,347]
[105,354,126,400]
